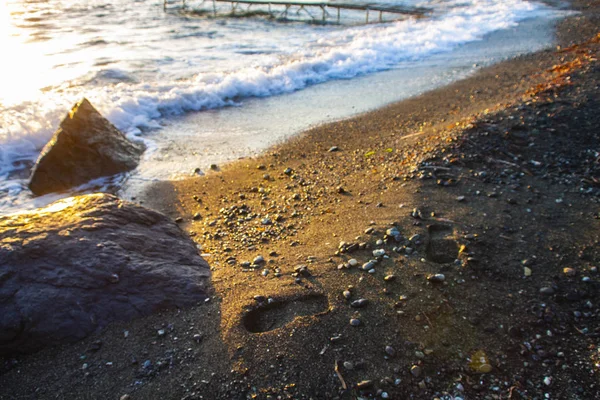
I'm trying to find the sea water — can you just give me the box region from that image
[0,0,570,214]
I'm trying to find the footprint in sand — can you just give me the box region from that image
[426,224,458,264]
[243,294,329,333]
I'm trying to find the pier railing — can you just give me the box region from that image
[164,0,430,24]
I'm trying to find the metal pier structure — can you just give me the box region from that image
[164,0,430,24]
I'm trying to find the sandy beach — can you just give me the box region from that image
[1,1,599,399]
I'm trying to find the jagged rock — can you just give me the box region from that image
[29,99,144,196]
[0,193,210,355]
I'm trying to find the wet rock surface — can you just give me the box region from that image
[0,193,210,355]
[29,99,144,196]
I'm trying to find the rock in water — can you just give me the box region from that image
[0,193,210,355]
[29,99,145,196]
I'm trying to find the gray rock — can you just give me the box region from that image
[361,261,376,271]
[29,99,144,196]
[0,193,210,355]
[350,318,361,327]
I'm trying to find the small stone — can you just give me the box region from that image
[385,346,395,357]
[336,186,346,194]
[381,392,389,399]
[410,365,422,378]
[284,167,293,175]
[209,164,218,170]
[524,267,532,277]
[386,227,400,237]
[343,361,354,370]
[469,350,492,373]
[253,295,266,302]
[540,287,555,295]
[456,196,466,202]
[120,395,131,400]
[384,274,396,282]
[328,146,339,152]
[348,259,358,267]
[351,299,369,308]
[157,329,166,337]
[342,290,351,300]
[192,212,202,220]
[361,261,376,271]
[428,274,445,283]
[174,217,184,223]
[373,249,386,257]
[563,267,576,277]
[193,333,202,343]
[350,318,361,327]
[294,265,311,277]
[253,256,265,264]
[544,376,552,386]
[415,351,425,359]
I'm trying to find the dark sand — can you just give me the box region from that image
[1,1,599,399]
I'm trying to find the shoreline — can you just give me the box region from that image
[2,1,599,399]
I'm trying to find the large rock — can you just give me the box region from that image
[0,193,210,355]
[29,99,144,196]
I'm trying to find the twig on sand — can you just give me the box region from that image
[419,165,452,171]
[334,360,347,390]
[423,312,434,328]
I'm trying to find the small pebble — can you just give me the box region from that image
[351,299,369,308]
[362,261,376,271]
[373,249,386,257]
[540,287,555,295]
[350,318,361,327]
[410,365,422,378]
[385,346,395,357]
[428,273,445,283]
